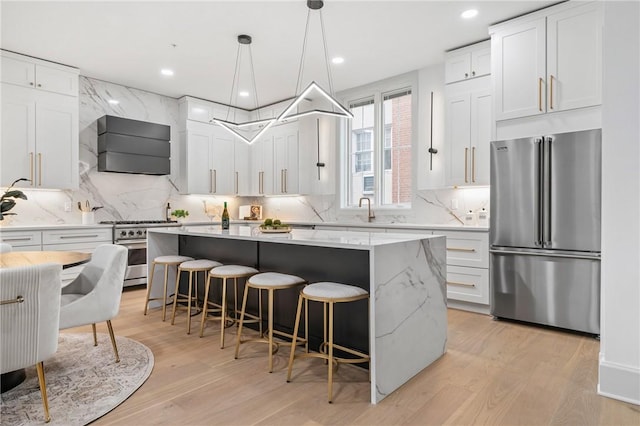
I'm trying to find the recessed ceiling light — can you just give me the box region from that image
[239,91,250,97]
[331,57,344,65]
[160,68,174,76]
[461,9,478,19]
[108,99,119,105]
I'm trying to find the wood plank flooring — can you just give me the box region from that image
[67,287,639,426]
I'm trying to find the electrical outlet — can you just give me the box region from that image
[451,199,459,210]
[64,201,72,212]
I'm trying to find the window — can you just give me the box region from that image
[343,82,413,208]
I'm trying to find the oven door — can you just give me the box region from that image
[118,240,147,286]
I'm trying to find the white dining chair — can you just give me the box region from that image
[1,263,62,423]
[58,244,127,362]
[0,242,12,253]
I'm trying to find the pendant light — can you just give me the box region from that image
[211,34,276,145]
[277,0,353,122]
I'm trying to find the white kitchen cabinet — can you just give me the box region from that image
[1,52,79,190]
[445,77,491,187]
[0,230,42,251]
[210,126,235,195]
[1,51,78,96]
[298,115,336,195]
[444,40,491,84]
[491,1,602,121]
[250,135,275,195]
[234,140,250,195]
[273,122,299,195]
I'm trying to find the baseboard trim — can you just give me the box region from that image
[598,355,640,405]
[447,300,490,315]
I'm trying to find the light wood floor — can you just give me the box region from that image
[67,287,639,426]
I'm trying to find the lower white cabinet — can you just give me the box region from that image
[0,227,112,285]
[446,265,489,305]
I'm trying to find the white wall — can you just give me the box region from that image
[599,0,640,405]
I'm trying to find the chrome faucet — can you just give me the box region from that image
[358,197,375,222]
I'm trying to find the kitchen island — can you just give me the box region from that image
[147,225,447,403]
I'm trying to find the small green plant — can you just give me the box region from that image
[1,178,29,220]
[171,209,189,218]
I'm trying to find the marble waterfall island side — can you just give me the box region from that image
[147,225,447,403]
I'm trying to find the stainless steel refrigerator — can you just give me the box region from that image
[490,129,601,335]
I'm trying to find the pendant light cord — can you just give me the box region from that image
[226,42,242,122]
[319,10,335,97]
[295,9,312,96]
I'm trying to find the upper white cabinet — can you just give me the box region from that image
[444,41,492,187]
[273,122,299,195]
[250,135,275,195]
[1,51,79,189]
[1,53,78,96]
[491,1,602,121]
[445,40,491,84]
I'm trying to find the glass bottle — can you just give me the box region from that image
[221,202,230,230]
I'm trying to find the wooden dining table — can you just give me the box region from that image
[0,250,91,269]
[0,250,92,393]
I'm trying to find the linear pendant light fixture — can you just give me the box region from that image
[277,0,353,122]
[211,34,276,145]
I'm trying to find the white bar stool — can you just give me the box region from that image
[234,272,307,373]
[200,264,258,348]
[144,255,194,321]
[171,259,222,334]
[286,281,370,403]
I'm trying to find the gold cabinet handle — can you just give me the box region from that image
[209,169,213,193]
[446,281,476,288]
[235,171,239,194]
[447,247,477,253]
[29,152,34,185]
[284,169,288,193]
[538,78,544,112]
[464,148,468,183]
[259,171,264,194]
[281,169,285,193]
[471,147,476,183]
[549,74,554,110]
[213,169,217,193]
[38,153,42,186]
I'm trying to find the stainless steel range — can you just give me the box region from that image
[100,220,181,287]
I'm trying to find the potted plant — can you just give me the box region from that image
[171,209,189,223]
[0,178,30,221]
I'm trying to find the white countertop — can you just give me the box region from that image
[148,224,443,250]
[0,223,113,232]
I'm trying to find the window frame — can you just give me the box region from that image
[337,72,418,211]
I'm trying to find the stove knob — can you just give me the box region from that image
[128,230,135,236]
[120,231,127,237]
[136,230,143,236]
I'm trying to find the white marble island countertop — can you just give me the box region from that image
[148,224,443,250]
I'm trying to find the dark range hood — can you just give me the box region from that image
[97,115,171,175]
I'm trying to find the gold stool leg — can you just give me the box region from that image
[36,362,51,423]
[220,277,228,348]
[267,288,275,373]
[286,293,304,382]
[161,264,170,321]
[234,283,251,359]
[328,301,334,403]
[144,261,156,315]
[91,323,97,346]
[199,274,212,338]
[106,320,120,363]
[186,270,194,334]
[170,267,182,325]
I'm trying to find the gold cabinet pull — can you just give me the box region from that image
[446,281,476,288]
[0,295,25,305]
[464,148,468,183]
[447,247,476,253]
[549,74,555,110]
[235,171,239,194]
[209,169,213,193]
[38,153,42,186]
[281,169,285,193]
[259,171,264,194]
[213,169,217,193]
[538,77,544,112]
[29,152,34,185]
[471,147,476,183]
[284,169,288,193]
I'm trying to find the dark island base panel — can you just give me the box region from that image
[178,235,371,360]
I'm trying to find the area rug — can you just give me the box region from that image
[1,333,154,425]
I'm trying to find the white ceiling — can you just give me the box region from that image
[1,0,557,110]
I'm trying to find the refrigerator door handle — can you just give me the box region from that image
[489,248,601,260]
[535,138,543,246]
[543,137,553,246]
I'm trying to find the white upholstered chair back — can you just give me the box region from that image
[0,242,13,253]
[59,244,128,329]
[0,263,62,373]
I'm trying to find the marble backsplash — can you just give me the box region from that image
[1,76,489,228]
